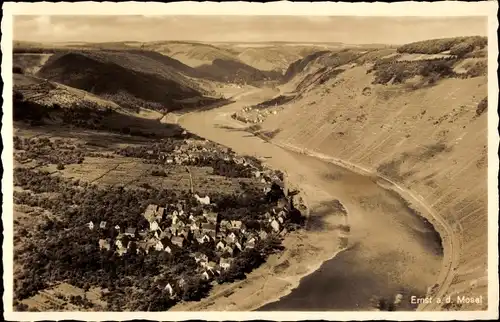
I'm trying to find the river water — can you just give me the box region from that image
[258,151,444,311]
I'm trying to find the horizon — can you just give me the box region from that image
[13,15,487,45]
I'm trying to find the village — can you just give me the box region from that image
[89,182,297,300]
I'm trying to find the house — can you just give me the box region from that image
[171,211,179,225]
[98,239,111,251]
[155,239,164,251]
[164,283,176,298]
[225,232,238,244]
[201,223,217,233]
[194,252,209,264]
[230,220,244,230]
[190,222,200,231]
[194,194,211,205]
[206,261,217,271]
[205,230,216,240]
[271,219,280,232]
[144,204,159,222]
[204,212,218,223]
[223,245,235,256]
[171,236,185,248]
[178,229,191,239]
[164,245,172,254]
[196,233,211,244]
[245,237,256,249]
[216,240,226,251]
[263,212,272,220]
[219,257,233,270]
[99,221,107,229]
[188,214,196,222]
[259,230,269,240]
[156,207,166,221]
[234,241,243,252]
[88,221,94,230]
[115,239,124,249]
[150,221,160,232]
[125,227,137,237]
[278,216,285,224]
[114,225,120,231]
[201,270,215,281]
[219,220,230,232]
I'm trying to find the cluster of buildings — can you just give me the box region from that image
[90,193,293,297]
[157,140,232,166]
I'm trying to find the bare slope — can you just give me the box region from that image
[249,36,489,310]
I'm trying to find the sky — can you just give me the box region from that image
[13,15,487,45]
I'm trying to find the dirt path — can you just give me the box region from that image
[167,88,445,311]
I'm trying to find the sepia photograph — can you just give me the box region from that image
[2,1,498,321]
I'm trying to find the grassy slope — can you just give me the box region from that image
[257,37,488,310]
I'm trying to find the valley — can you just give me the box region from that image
[10,35,489,312]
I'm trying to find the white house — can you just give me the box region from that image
[201,270,215,281]
[99,221,107,229]
[271,219,280,232]
[216,240,226,251]
[226,232,237,244]
[114,225,120,230]
[115,239,124,249]
[194,253,209,264]
[245,238,256,249]
[125,227,137,237]
[98,239,111,251]
[194,194,211,205]
[144,204,159,222]
[165,283,175,298]
[235,241,243,251]
[219,257,233,270]
[164,245,172,254]
[224,245,234,256]
[88,221,94,230]
[155,240,164,251]
[197,234,211,244]
[150,220,160,232]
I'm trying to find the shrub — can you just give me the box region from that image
[476,97,488,116]
[13,66,24,74]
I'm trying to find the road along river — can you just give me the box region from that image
[167,87,444,311]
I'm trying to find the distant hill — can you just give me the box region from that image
[36,51,220,112]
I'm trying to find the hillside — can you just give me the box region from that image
[142,41,240,67]
[35,51,222,113]
[14,40,285,87]
[235,36,489,310]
